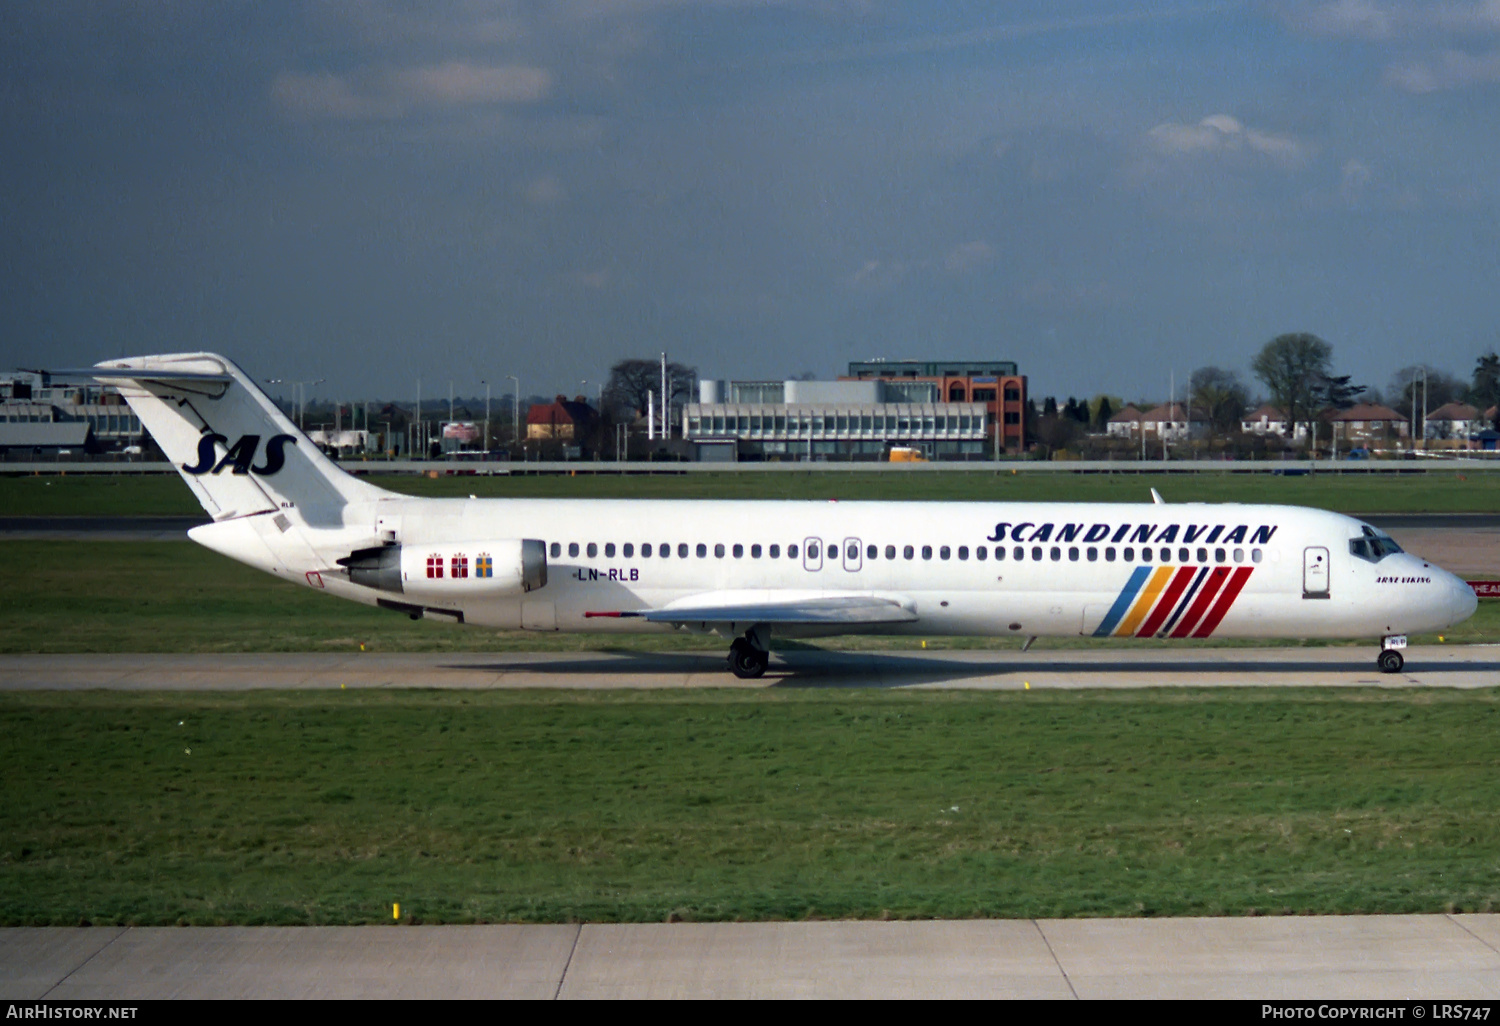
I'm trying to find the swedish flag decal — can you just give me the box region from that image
[476,554,493,578]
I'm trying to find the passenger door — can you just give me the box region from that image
[1303,546,1329,599]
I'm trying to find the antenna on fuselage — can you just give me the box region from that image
[1150,488,1165,505]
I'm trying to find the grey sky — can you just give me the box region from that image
[3,1,1498,403]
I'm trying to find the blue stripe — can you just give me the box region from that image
[1093,566,1152,637]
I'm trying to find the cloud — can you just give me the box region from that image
[394,62,552,106]
[1297,0,1395,39]
[1386,47,1500,91]
[272,61,552,120]
[843,259,905,291]
[1146,114,1307,167]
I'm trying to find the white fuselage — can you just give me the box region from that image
[194,497,1478,643]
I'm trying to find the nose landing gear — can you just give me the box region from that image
[728,634,770,679]
[1377,635,1407,674]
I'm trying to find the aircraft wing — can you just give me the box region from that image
[586,593,918,625]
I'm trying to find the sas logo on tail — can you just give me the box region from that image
[182,433,297,476]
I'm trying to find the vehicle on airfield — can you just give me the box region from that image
[74,353,1477,678]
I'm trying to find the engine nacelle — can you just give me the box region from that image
[340,539,547,596]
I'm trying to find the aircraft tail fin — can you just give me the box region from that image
[89,353,392,522]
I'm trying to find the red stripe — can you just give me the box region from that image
[1169,566,1230,638]
[583,611,622,618]
[1192,567,1254,638]
[1135,566,1198,638]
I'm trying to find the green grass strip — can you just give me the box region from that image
[2,689,1498,925]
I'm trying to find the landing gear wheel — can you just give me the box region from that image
[728,637,769,680]
[1377,649,1404,674]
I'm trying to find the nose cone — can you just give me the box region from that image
[1448,573,1479,626]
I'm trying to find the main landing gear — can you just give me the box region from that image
[1377,635,1407,674]
[728,636,770,680]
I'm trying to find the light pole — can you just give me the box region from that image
[267,378,324,432]
[507,375,520,460]
[482,380,491,454]
[1411,367,1428,451]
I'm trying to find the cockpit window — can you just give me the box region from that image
[1350,525,1403,563]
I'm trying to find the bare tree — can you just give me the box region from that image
[602,358,697,419]
[1189,366,1250,436]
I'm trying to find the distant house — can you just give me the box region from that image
[1424,402,1481,440]
[1240,404,1308,440]
[1105,405,1144,439]
[1138,402,1191,440]
[526,396,598,441]
[1327,403,1407,446]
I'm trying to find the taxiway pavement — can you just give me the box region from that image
[5,915,1500,999]
[1,645,1497,690]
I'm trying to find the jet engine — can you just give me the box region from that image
[339,539,547,596]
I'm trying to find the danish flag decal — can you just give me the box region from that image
[182,432,297,476]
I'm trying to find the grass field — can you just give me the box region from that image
[3,540,1495,653]
[7,467,1500,516]
[2,688,1497,925]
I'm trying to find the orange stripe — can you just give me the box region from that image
[1115,566,1174,637]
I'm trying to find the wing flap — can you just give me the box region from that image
[588,594,917,625]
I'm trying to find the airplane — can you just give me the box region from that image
[74,353,1477,678]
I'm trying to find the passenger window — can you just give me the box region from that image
[1233,548,1243,563]
[1016,546,1025,561]
[847,542,858,561]
[958,546,969,560]
[715,544,726,558]
[1196,547,1207,563]
[788,544,799,559]
[1160,548,1170,562]
[939,546,950,560]
[1068,547,1079,561]
[623,543,633,558]
[1032,546,1043,561]
[1180,547,1190,563]
[1106,547,1116,562]
[550,542,561,558]
[808,542,820,560]
[770,544,780,558]
[641,543,651,557]
[733,544,743,558]
[587,543,599,558]
[978,546,989,561]
[1215,548,1225,563]
[569,542,580,557]
[1087,547,1097,562]
[1251,548,1262,563]
[678,543,689,558]
[866,544,877,560]
[885,545,896,559]
[922,545,933,560]
[904,545,915,560]
[752,544,762,558]
[1141,547,1151,562]
[1123,547,1133,561]
[605,543,616,558]
[1048,547,1059,561]
[696,543,707,557]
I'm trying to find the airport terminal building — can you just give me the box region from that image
[684,377,990,461]
[683,360,1026,461]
